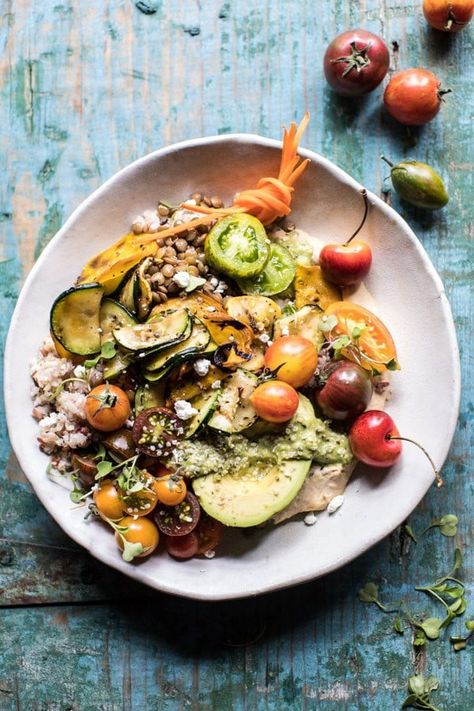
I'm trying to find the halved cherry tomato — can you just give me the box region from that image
[264,336,318,388]
[164,531,199,559]
[196,515,224,555]
[93,480,124,521]
[250,380,299,423]
[132,407,184,457]
[85,384,131,432]
[154,491,201,536]
[115,516,159,558]
[324,301,399,373]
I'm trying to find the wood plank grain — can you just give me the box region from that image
[0,0,473,708]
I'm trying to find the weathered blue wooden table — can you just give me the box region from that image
[1,1,472,708]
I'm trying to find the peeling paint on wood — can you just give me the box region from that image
[0,0,473,709]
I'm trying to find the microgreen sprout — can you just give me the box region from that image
[100,515,145,562]
[423,515,458,538]
[84,341,117,368]
[402,674,442,711]
[358,582,398,612]
[49,376,89,402]
[450,620,474,652]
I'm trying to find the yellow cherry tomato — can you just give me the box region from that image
[93,480,124,521]
[154,474,187,506]
[85,384,131,432]
[115,516,159,558]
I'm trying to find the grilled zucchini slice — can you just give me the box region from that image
[144,318,211,372]
[113,308,191,352]
[50,283,103,355]
[207,369,258,433]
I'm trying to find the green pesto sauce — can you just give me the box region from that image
[170,396,353,479]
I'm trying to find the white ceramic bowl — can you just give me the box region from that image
[4,135,460,600]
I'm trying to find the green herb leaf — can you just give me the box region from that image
[425,514,458,537]
[403,674,441,711]
[120,537,145,562]
[452,547,462,574]
[413,628,426,647]
[84,341,117,368]
[95,460,114,480]
[404,523,418,544]
[385,358,398,371]
[127,481,145,494]
[281,302,297,317]
[393,617,405,634]
[358,582,379,603]
[465,620,474,631]
[420,617,443,640]
[408,674,427,696]
[351,324,365,339]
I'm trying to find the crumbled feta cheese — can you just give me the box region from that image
[211,380,221,390]
[327,495,344,515]
[174,399,198,420]
[207,306,216,312]
[194,358,211,376]
[73,365,86,378]
[304,512,318,526]
[280,325,290,336]
[172,271,191,289]
[259,333,270,344]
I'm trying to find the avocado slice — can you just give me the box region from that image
[192,394,316,527]
[193,458,312,527]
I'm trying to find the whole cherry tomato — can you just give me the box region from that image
[264,336,318,388]
[423,0,473,32]
[154,474,187,506]
[250,381,299,423]
[383,68,449,126]
[115,516,160,558]
[196,515,224,555]
[164,531,199,559]
[93,480,124,521]
[85,384,131,432]
[323,29,390,96]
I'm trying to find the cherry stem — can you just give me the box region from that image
[387,435,444,488]
[380,154,394,168]
[346,189,369,244]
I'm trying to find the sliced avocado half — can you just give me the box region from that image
[192,394,315,527]
[193,459,311,528]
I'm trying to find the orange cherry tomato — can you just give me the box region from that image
[250,381,299,423]
[383,69,445,126]
[154,475,187,506]
[115,516,159,558]
[118,471,161,517]
[264,336,318,388]
[324,301,399,374]
[85,384,131,432]
[93,480,124,521]
[423,0,473,32]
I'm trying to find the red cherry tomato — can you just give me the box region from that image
[383,69,448,126]
[164,531,199,559]
[264,336,318,388]
[323,29,389,96]
[349,410,402,468]
[423,0,473,32]
[250,381,299,423]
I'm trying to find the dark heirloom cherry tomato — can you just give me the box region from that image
[102,428,136,460]
[383,69,449,126]
[423,0,473,32]
[316,361,373,421]
[323,29,389,97]
[71,453,97,489]
[196,515,224,555]
[132,407,184,457]
[154,491,201,536]
[164,531,199,559]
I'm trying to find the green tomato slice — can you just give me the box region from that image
[237,243,296,296]
[205,214,269,279]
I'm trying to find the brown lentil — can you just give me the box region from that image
[211,195,223,208]
[175,238,188,252]
[158,204,170,217]
[190,192,202,203]
[203,195,213,207]
[161,264,175,278]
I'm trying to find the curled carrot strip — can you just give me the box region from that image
[180,112,310,226]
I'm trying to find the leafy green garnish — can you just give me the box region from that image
[358,582,397,612]
[402,674,441,711]
[423,514,458,538]
[450,619,474,652]
[103,519,145,562]
[84,341,117,368]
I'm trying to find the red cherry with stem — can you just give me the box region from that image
[349,410,443,486]
[319,189,372,287]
